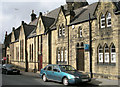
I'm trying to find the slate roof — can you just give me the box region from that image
[4,33,11,47]
[23,23,36,38]
[46,4,67,19]
[29,18,38,26]
[14,26,21,40]
[27,29,36,38]
[70,2,98,25]
[41,16,55,29]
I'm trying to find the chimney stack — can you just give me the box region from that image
[31,10,36,22]
[22,21,24,25]
[5,31,7,37]
[39,12,42,16]
[12,27,15,31]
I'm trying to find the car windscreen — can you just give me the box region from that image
[4,64,14,68]
[59,65,76,71]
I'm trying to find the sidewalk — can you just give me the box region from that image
[21,71,119,86]
[90,78,119,86]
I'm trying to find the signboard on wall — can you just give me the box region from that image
[84,44,89,51]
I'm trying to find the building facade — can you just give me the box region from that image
[4,1,120,79]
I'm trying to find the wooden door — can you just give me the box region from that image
[76,48,84,71]
[38,55,42,71]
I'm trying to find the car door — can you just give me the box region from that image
[53,65,61,81]
[46,65,53,80]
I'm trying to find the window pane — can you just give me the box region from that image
[47,66,52,71]
[111,53,116,63]
[99,53,103,62]
[61,50,63,62]
[62,28,65,36]
[107,13,111,27]
[58,50,60,61]
[101,14,105,28]
[80,30,82,37]
[105,53,109,63]
[65,49,67,62]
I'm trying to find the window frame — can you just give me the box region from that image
[65,49,67,62]
[61,48,63,62]
[58,49,60,62]
[100,14,105,29]
[111,44,116,63]
[104,44,109,63]
[62,24,65,36]
[106,12,111,27]
[98,45,103,63]
[59,27,62,37]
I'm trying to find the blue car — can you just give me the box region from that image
[40,64,91,85]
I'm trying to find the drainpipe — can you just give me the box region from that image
[68,26,69,65]
[89,13,93,78]
[41,35,43,69]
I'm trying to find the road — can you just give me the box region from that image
[2,71,98,87]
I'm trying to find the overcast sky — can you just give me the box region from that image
[0,0,98,43]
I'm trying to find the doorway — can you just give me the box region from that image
[76,48,84,71]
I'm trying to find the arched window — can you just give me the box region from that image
[61,48,63,62]
[58,48,60,62]
[106,12,111,27]
[64,48,67,62]
[62,24,65,36]
[98,45,103,63]
[58,26,62,37]
[111,44,116,63]
[100,13,105,28]
[104,44,109,63]
[78,26,82,38]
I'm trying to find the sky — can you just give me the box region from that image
[0,0,98,44]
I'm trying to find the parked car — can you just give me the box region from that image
[40,64,91,85]
[2,64,20,75]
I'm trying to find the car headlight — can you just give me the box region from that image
[75,76,79,79]
[68,75,75,79]
[68,75,80,79]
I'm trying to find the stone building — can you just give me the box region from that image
[4,0,120,79]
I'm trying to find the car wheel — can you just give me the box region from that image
[42,75,47,82]
[63,77,69,86]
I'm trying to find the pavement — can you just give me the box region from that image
[20,71,120,86]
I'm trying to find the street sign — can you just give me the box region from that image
[3,57,7,60]
[84,44,89,51]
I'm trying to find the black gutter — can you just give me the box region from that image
[89,13,93,78]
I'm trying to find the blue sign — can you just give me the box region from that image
[84,44,89,51]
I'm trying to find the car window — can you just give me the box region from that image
[47,66,52,71]
[44,67,47,70]
[59,65,76,71]
[53,65,59,72]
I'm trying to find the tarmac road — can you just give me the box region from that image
[2,71,97,87]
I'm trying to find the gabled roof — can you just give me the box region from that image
[4,33,11,47]
[27,28,36,38]
[41,16,55,28]
[46,4,67,19]
[70,2,98,25]
[14,26,21,40]
[23,23,36,38]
